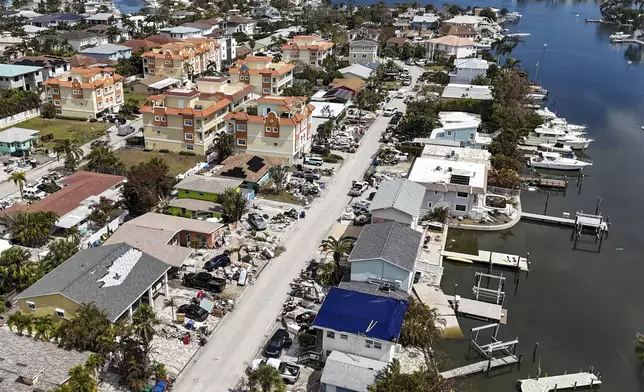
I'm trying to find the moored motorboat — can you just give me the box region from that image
[528,151,592,171]
[539,142,573,153]
[556,134,593,150]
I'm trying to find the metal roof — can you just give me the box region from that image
[16,243,170,322]
[0,64,43,77]
[321,351,387,391]
[348,221,422,272]
[79,43,132,55]
[370,179,425,219]
[312,287,408,341]
[0,127,39,143]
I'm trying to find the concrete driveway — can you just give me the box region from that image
[173,64,425,392]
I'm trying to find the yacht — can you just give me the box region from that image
[539,142,572,153]
[529,151,592,171]
[535,107,557,119]
[521,126,567,146]
[556,134,593,149]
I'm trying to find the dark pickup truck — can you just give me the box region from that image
[182,272,227,293]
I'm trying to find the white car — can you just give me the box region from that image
[395,89,407,99]
[383,108,397,117]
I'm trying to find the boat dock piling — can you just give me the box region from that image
[518,371,601,391]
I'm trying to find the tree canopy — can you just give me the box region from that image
[122,158,174,217]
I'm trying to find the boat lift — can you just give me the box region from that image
[472,272,506,305]
[469,323,519,359]
[572,210,610,252]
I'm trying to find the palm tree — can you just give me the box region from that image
[503,56,521,70]
[33,315,55,341]
[248,364,286,392]
[268,165,287,193]
[7,312,22,333]
[42,238,79,271]
[215,132,235,163]
[319,236,354,266]
[272,52,283,63]
[501,117,531,143]
[0,211,58,248]
[68,365,97,392]
[9,171,26,198]
[86,146,125,174]
[66,226,81,244]
[106,26,121,43]
[163,297,177,322]
[85,353,105,381]
[219,187,248,224]
[315,262,338,286]
[0,246,31,289]
[52,139,84,172]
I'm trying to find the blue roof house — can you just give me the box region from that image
[79,44,132,61]
[311,287,408,362]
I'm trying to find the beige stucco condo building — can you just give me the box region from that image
[282,35,334,67]
[141,38,221,83]
[227,56,294,96]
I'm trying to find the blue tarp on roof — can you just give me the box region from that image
[312,287,408,342]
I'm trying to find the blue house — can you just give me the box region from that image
[79,44,132,61]
[312,287,408,362]
[429,111,490,149]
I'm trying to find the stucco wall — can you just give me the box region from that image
[349,258,412,292]
[18,294,81,320]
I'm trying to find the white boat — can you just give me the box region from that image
[506,32,531,38]
[521,126,567,146]
[529,152,592,171]
[539,142,572,153]
[556,134,593,149]
[527,93,547,101]
[609,32,630,41]
[535,107,557,119]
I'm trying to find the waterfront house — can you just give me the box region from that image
[407,155,487,217]
[0,127,39,154]
[311,287,408,362]
[60,31,109,51]
[348,221,422,293]
[370,179,425,227]
[424,35,476,60]
[411,13,439,30]
[442,15,489,28]
[29,13,84,28]
[427,111,490,148]
[338,64,373,80]
[16,243,171,322]
[43,67,124,119]
[79,43,132,61]
[439,24,477,40]
[224,96,315,163]
[320,350,387,392]
[348,39,379,64]
[449,58,489,84]
[420,144,491,164]
[282,35,334,67]
[0,64,44,91]
[104,213,225,267]
[441,83,492,101]
[215,153,286,191]
[84,12,113,25]
[10,55,70,81]
[227,55,294,96]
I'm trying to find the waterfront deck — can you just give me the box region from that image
[445,295,505,322]
[442,250,529,272]
[440,355,518,379]
[414,284,462,338]
[518,372,601,392]
[521,212,575,226]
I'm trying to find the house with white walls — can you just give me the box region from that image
[449,58,489,83]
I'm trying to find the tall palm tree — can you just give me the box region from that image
[0,211,58,248]
[8,171,26,199]
[163,297,177,322]
[503,56,521,70]
[84,353,105,381]
[248,364,286,392]
[68,365,97,392]
[52,139,84,171]
[7,311,22,333]
[319,236,354,266]
[219,187,248,223]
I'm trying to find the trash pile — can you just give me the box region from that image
[288,280,325,303]
[286,179,321,204]
[376,147,409,166]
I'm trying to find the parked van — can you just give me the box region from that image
[23,187,47,199]
[304,157,324,166]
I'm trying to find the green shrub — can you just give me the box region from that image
[179,151,196,156]
[89,118,98,123]
[396,145,423,157]
[55,115,88,122]
[159,149,170,153]
[322,153,344,163]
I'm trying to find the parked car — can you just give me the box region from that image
[295,311,318,326]
[395,89,407,99]
[177,303,209,322]
[390,112,403,125]
[402,79,412,86]
[383,107,397,117]
[23,187,47,199]
[310,145,329,155]
[248,358,301,384]
[349,181,369,196]
[304,156,324,166]
[91,139,108,148]
[204,251,231,271]
[182,272,227,293]
[353,214,371,226]
[263,328,293,358]
[117,124,135,136]
[248,212,267,230]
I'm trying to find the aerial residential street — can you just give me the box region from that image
[174,64,423,392]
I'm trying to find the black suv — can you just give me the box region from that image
[182,272,227,293]
[177,303,209,322]
[204,251,231,272]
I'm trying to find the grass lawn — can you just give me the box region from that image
[259,191,303,205]
[1,117,110,148]
[115,149,204,176]
[124,91,151,105]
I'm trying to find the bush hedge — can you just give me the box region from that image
[55,115,88,122]
[179,151,196,156]
[159,149,170,153]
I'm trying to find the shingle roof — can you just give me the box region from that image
[426,35,474,47]
[16,243,171,322]
[350,39,378,47]
[60,30,100,40]
[338,281,410,300]
[175,174,243,194]
[216,153,286,183]
[79,43,131,55]
[312,287,408,341]
[321,351,387,391]
[370,179,425,219]
[348,222,422,272]
[0,127,39,143]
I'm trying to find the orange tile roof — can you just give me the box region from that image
[141,97,230,119]
[255,96,305,105]
[228,61,294,76]
[141,38,219,59]
[282,36,334,51]
[330,77,366,93]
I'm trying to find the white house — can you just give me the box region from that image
[449,58,489,84]
[59,31,109,51]
[427,111,490,149]
[224,15,255,35]
[348,221,422,293]
[424,35,475,60]
[408,155,487,217]
[320,351,387,392]
[441,83,493,101]
[370,179,425,227]
[348,39,379,64]
[159,26,204,39]
[442,15,489,28]
[311,287,408,362]
[338,64,373,80]
[0,64,43,91]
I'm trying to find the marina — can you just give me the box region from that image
[518,372,601,392]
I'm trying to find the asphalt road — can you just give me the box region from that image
[174,64,424,392]
[0,117,142,199]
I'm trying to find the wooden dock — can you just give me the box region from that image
[440,355,518,379]
[521,212,575,226]
[445,295,505,322]
[518,372,601,392]
[441,250,529,272]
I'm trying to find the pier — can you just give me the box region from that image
[521,212,575,226]
[445,295,505,322]
[441,250,529,272]
[440,355,518,379]
[518,372,601,392]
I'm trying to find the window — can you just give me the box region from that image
[237,138,246,146]
[160,117,166,122]
[446,130,452,136]
[186,144,194,151]
[154,116,160,121]
[198,192,204,196]
[184,119,193,126]
[457,192,468,198]
[362,54,367,58]
[326,331,335,339]
[156,130,161,135]
[184,190,190,194]
[352,54,357,58]
[263,77,270,83]
[96,89,102,96]
[236,124,246,131]
[104,87,109,93]
[266,127,271,133]
[184,133,193,140]
[53,100,61,105]
[55,109,62,115]
[272,127,278,133]
[273,142,278,147]
[469,133,475,140]
[427,202,432,208]
[72,90,78,94]
[52,88,59,94]
[55,308,65,318]
[455,204,467,212]
[365,339,373,348]
[27,301,36,310]
[263,88,270,94]
[374,341,382,350]
[340,334,348,340]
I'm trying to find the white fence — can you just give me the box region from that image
[0,109,40,128]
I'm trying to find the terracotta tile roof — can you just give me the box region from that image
[255,96,305,105]
[5,171,125,217]
[144,34,181,44]
[425,35,474,47]
[68,55,115,67]
[216,154,286,182]
[386,36,407,46]
[439,25,476,36]
[329,77,366,93]
[228,59,294,76]
[141,38,218,60]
